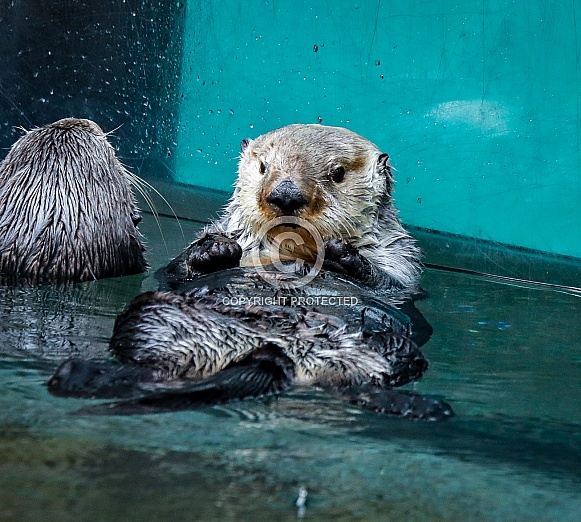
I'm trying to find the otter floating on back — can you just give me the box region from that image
[0,118,147,284]
[50,267,451,420]
[48,124,452,420]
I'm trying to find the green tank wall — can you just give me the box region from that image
[174,1,581,259]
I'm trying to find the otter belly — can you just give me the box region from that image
[48,266,452,421]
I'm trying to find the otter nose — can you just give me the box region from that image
[266,180,308,214]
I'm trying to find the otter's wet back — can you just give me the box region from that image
[0,212,579,522]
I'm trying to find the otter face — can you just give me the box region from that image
[236,124,394,243]
[0,118,147,284]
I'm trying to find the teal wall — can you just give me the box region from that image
[175,0,581,259]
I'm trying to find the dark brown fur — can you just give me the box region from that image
[0,118,147,284]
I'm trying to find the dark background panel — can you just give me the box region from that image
[0,0,185,179]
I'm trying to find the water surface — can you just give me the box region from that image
[0,214,579,521]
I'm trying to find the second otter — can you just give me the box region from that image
[166,124,420,291]
[0,118,147,284]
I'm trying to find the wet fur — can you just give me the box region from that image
[46,124,451,419]
[167,124,420,290]
[49,268,452,420]
[0,118,147,284]
[108,288,426,390]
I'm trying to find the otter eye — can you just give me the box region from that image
[259,161,267,174]
[330,166,345,183]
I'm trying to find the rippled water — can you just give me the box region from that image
[0,215,579,521]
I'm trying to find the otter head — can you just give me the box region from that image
[0,118,147,284]
[235,124,394,248]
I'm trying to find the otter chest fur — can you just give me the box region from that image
[48,267,451,421]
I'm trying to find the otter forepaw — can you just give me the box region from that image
[323,239,370,280]
[185,234,242,274]
[164,234,242,280]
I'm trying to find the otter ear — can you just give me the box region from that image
[378,153,394,193]
[240,139,251,152]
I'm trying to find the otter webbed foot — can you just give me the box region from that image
[77,346,294,415]
[47,359,155,399]
[338,383,454,421]
[165,234,242,279]
[323,239,374,283]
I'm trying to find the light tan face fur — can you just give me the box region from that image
[234,124,392,253]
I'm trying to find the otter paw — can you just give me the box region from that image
[187,235,242,273]
[323,239,369,279]
[341,385,454,421]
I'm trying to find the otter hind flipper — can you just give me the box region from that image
[365,331,429,387]
[79,345,295,416]
[338,384,454,421]
[47,359,155,399]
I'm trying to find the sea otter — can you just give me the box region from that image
[165,124,421,292]
[49,267,451,420]
[47,125,451,420]
[0,118,147,284]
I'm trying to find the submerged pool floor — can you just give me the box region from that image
[0,215,579,521]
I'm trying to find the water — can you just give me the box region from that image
[0,214,580,521]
